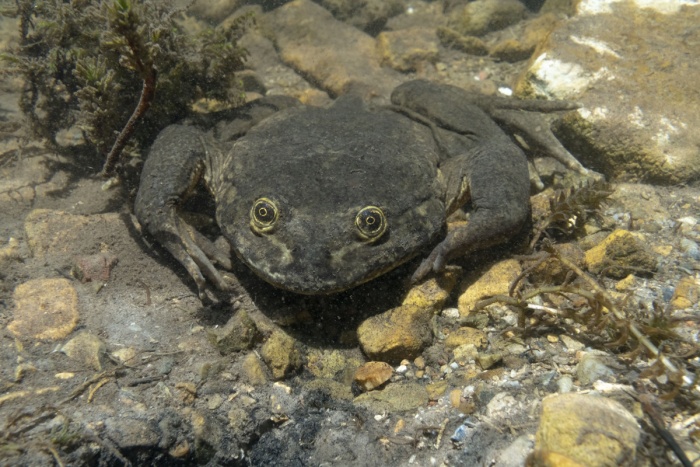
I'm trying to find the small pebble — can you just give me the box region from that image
[680,238,700,260]
[559,335,584,352]
[442,307,460,318]
[451,424,470,443]
[576,353,614,385]
[354,361,394,391]
[557,375,574,393]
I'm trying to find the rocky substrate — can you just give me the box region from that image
[1,1,699,466]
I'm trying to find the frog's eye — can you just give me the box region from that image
[355,206,387,241]
[250,198,279,233]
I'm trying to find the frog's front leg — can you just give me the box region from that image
[412,140,531,282]
[391,80,532,282]
[135,125,232,297]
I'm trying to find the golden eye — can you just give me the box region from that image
[355,206,387,241]
[250,198,279,233]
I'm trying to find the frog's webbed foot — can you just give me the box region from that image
[140,203,233,300]
[488,105,588,176]
[454,93,582,175]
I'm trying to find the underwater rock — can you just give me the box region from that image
[517,0,700,184]
[268,0,401,97]
[8,278,79,341]
[447,0,526,37]
[584,229,657,278]
[377,27,439,72]
[534,393,641,466]
[458,259,522,316]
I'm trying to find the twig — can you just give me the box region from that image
[434,418,449,450]
[634,383,693,467]
[100,66,156,177]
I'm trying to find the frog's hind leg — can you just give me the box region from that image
[392,79,589,176]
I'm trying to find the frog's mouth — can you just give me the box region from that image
[233,234,417,295]
[239,253,419,295]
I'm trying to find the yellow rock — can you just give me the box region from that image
[653,244,673,256]
[357,304,433,363]
[61,332,106,371]
[444,327,488,349]
[240,352,268,386]
[426,380,449,400]
[615,274,636,291]
[8,278,79,340]
[306,349,357,379]
[354,361,393,391]
[671,276,700,309]
[261,330,302,380]
[458,259,522,316]
[111,347,138,365]
[402,269,458,311]
[584,229,656,278]
[535,393,640,466]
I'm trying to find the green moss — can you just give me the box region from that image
[1,0,251,173]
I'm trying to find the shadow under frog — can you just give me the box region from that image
[135,80,587,341]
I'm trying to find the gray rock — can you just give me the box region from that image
[492,435,534,467]
[448,0,526,37]
[104,417,161,448]
[314,0,405,35]
[517,0,700,184]
[680,238,700,261]
[576,352,614,385]
[267,0,401,98]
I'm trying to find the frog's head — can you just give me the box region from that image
[215,102,445,294]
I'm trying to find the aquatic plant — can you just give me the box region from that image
[1,0,251,176]
[471,182,697,398]
[529,178,614,249]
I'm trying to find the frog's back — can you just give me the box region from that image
[214,96,446,294]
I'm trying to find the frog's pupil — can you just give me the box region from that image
[253,199,277,227]
[257,203,274,222]
[356,207,386,239]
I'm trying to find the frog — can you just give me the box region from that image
[135,79,587,298]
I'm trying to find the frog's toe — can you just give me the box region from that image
[176,217,230,292]
[411,258,433,284]
[411,245,448,283]
[491,108,587,176]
